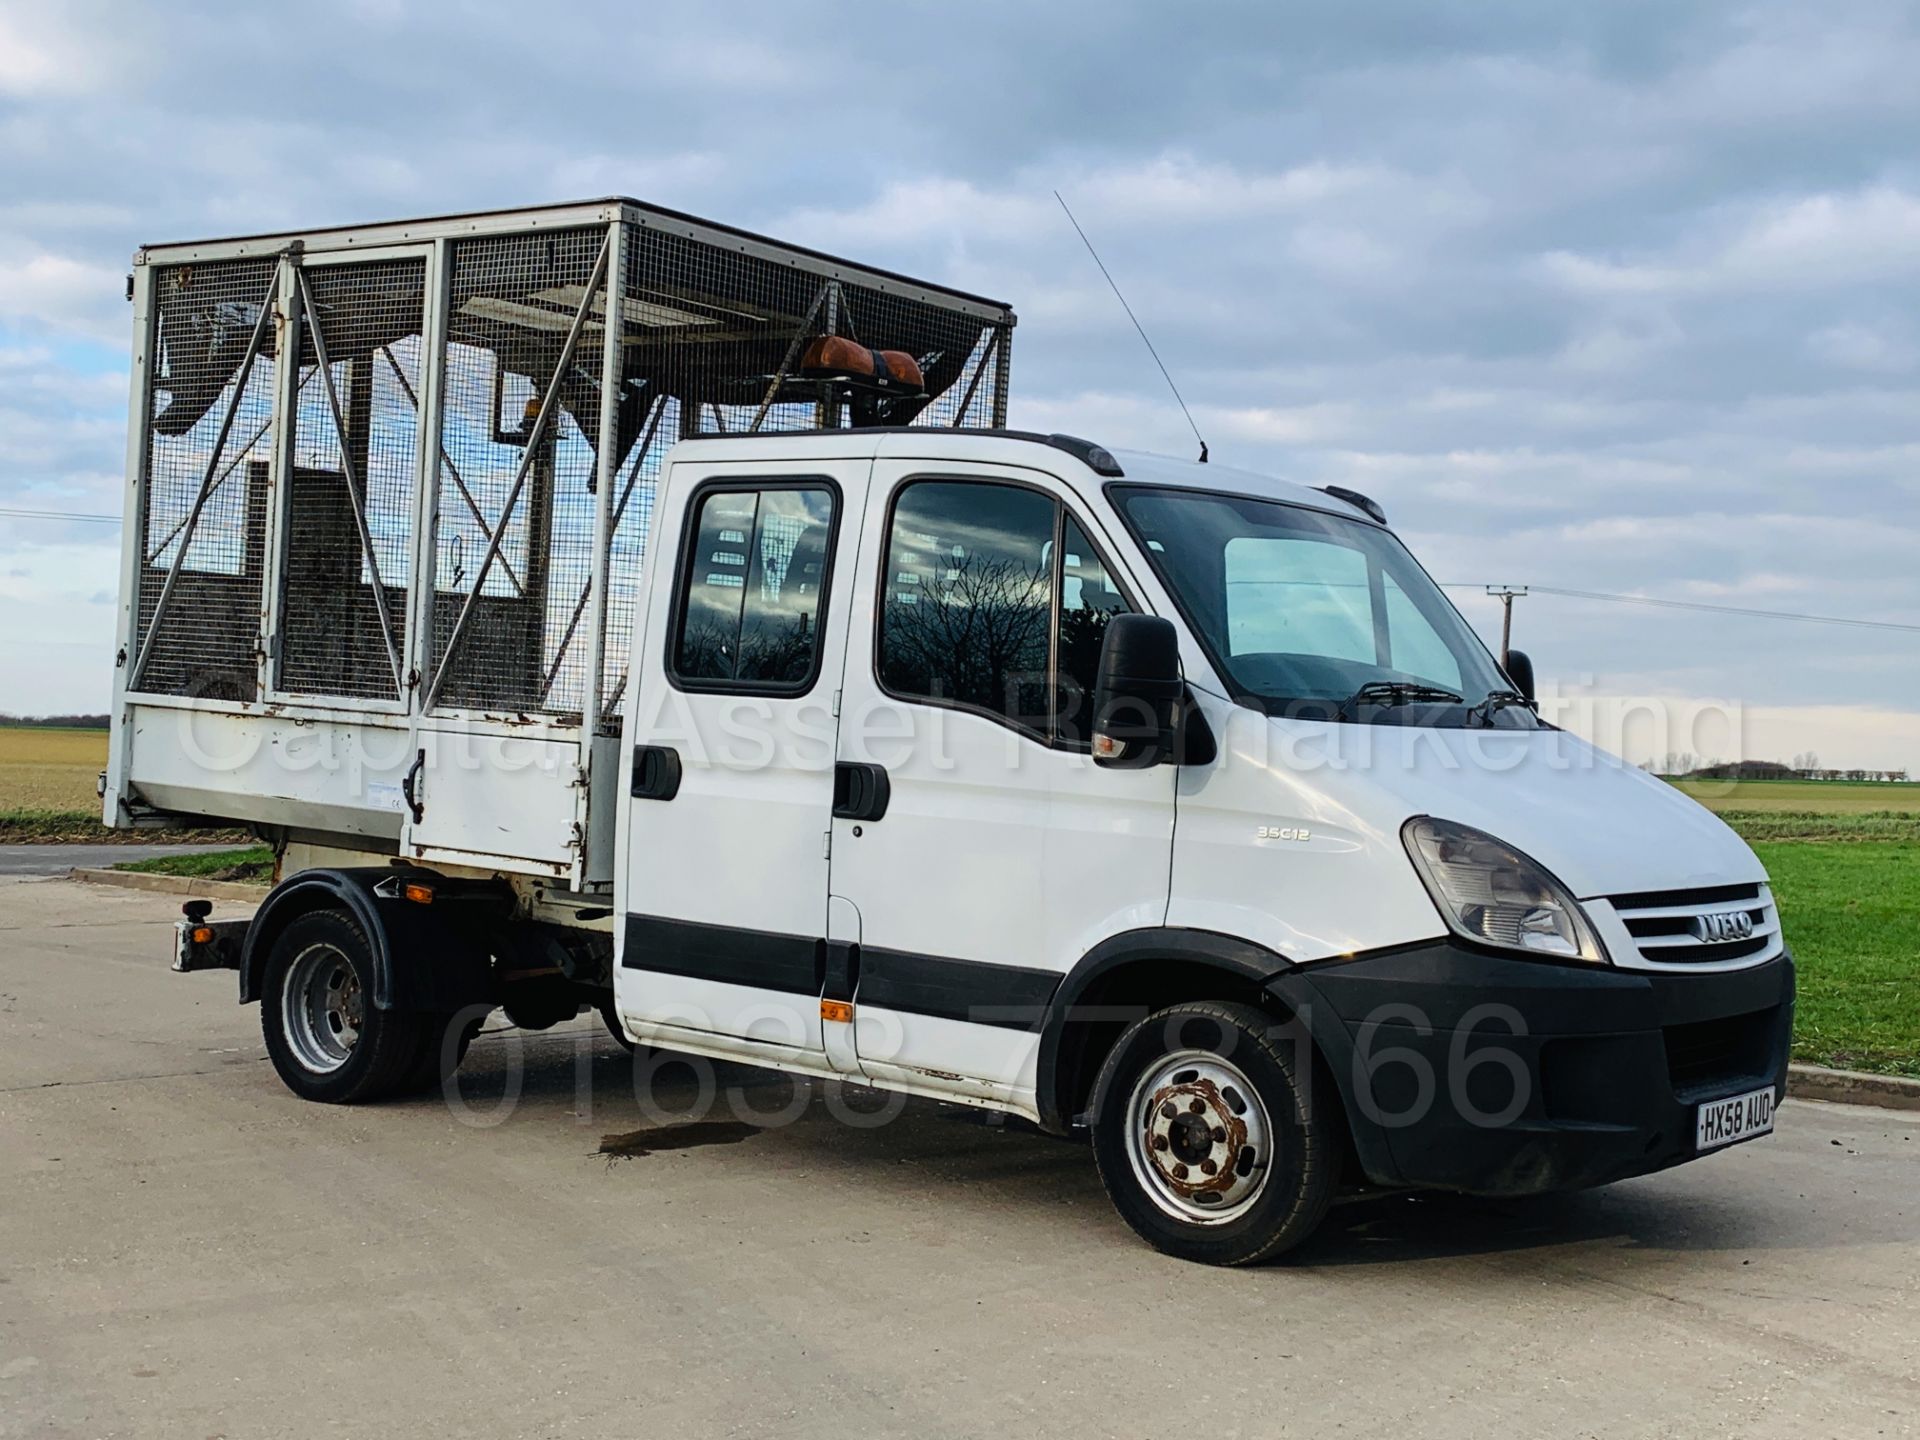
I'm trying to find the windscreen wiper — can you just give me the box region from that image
[1337,680,1464,720]
[1467,688,1536,727]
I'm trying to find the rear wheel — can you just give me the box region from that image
[402,1009,487,1092]
[1090,1001,1336,1265]
[261,910,431,1104]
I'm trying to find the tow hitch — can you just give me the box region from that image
[173,900,245,974]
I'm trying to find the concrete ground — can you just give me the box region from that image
[1,879,1915,1440]
[0,843,229,878]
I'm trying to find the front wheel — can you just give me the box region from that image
[261,910,435,1104]
[1090,1001,1337,1265]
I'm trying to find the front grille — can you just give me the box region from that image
[1603,882,1783,969]
[1665,1008,1779,1092]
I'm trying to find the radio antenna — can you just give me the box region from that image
[1054,189,1208,463]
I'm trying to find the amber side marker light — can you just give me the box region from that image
[191,926,214,945]
[820,999,853,1024]
[402,883,435,905]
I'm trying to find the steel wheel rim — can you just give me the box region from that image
[1124,1048,1274,1225]
[282,942,362,1074]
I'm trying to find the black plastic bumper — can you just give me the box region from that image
[1267,943,1795,1196]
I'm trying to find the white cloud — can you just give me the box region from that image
[1539,186,1920,299]
[0,247,129,342]
[1805,322,1914,373]
[0,10,102,97]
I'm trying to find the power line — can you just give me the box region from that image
[0,505,121,525]
[1442,582,1920,635]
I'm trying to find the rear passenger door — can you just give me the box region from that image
[827,461,1176,1112]
[616,459,864,1057]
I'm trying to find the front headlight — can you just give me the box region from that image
[1402,817,1607,964]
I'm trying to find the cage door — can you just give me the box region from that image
[271,252,430,704]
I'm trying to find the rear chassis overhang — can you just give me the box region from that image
[1268,942,1795,1196]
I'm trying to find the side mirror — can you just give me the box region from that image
[1093,615,1183,769]
[1504,648,1536,702]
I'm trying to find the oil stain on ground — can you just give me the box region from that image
[598,1119,763,1160]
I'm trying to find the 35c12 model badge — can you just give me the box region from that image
[1256,826,1312,842]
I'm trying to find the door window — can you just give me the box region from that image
[671,483,836,692]
[878,479,1130,745]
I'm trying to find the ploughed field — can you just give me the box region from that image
[0,726,105,815]
[3,726,1912,1074]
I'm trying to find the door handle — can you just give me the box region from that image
[631,745,682,801]
[833,762,891,822]
[402,749,425,823]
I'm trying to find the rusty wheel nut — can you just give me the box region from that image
[1151,1134,1169,1151]
[1210,1127,1226,1143]
[1160,1102,1178,1121]
[1188,1098,1206,1114]
[1171,1163,1189,1180]
[1200,1158,1218,1176]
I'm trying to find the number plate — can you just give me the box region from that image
[1695,1086,1775,1152]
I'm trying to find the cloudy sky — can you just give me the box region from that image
[2,0,1915,768]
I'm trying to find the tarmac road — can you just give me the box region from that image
[1,877,1915,1439]
[0,843,228,878]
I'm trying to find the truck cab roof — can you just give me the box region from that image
[666,428,1380,525]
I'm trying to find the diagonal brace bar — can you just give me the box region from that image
[537,392,665,704]
[948,326,1001,427]
[295,267,406,697]
[747,280,835,434]
[143,368,316,566]
[378,344,524,596]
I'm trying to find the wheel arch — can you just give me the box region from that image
[1035,928,1295,1136]
[239,868,506,1014]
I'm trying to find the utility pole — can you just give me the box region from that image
[1486,585,1528,666]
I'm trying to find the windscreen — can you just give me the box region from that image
[1113,486,1529,725]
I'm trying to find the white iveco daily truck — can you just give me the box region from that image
[112,199,1791,1264]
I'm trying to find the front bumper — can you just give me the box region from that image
[1268,942,1795,1196]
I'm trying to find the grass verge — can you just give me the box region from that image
[110,845,275,884]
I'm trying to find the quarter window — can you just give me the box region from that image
[671,483,835,691]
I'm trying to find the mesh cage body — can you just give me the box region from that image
[126,202,1014,729]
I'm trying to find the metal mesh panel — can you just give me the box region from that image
[429,227,609,716]
[134,256,281,699]
[276,257,427,700]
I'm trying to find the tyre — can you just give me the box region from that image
[260,909,431,1104]
[1090,1001,1336,1265]
[599,994,637,1053]
[402,1008,488,1093]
